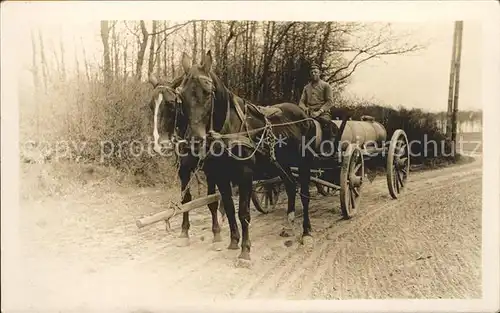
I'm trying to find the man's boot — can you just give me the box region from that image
[317,115,333,142]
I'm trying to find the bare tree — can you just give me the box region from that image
[59,29,66,82]
[37,30,49,92]
[136,20,149,80]
[30,29,40,92]
[80,37,91,83]
[100,20,112,85]
[148,20,158,77]
[192,21,198,63]
[112,21,120,78]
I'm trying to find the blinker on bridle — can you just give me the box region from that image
[155,85,186,147]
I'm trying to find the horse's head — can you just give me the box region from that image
[178,50,217,149]
[148,74,185,154]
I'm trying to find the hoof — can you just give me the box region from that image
[228,241,239,250]
[212,232,222,243]
[212,241,224,252]
[176,237,190,247]
[235,257,252,269]
[302,235,314,251]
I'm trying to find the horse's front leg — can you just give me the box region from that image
[216,175,240,250]
[279,165,297,238]
[237,164,253,265]
[206,173,222,243]
[298,158,313,250]
[177,163,192,247]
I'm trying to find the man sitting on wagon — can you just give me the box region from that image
[298,63,336,143]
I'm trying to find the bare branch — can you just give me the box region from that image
[329,54,380,83]
[328,44,421,83]
[123,21,141,40]
[149,20,194,36]
[152,22,192,56]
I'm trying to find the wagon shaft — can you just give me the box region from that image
[291,172,341,190]
[136,194,221,228]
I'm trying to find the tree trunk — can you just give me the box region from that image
[136,20,149,80]
[30,29,40,92]
[100,20,112,85]
[38,30,49,92]
[148,20,157,77]
[192,21,198,63]
[171,39,175,77]
[59,29,66,82]
[318,22,332,67]
[113,21,120,79]
[259,21,275,103]
[123,37,128,80]
[200,21,206,55]
[80,37,91,83]
[156,25,162,78]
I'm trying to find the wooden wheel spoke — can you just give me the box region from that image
[393,168,398,189]
[352,186,360,197]
[395,168,400,193]
[397,157,408,168]
[397,169,404,187]
[350,190,356,209]
[353,163,362,174]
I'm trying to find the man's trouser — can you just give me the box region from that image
[309,109,335,142]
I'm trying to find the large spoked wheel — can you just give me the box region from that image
[251,181,283,214]
[386,129,410,199]
[340,144,364,219]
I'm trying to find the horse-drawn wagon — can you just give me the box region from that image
[136,113,410,228]
[137,50,410,263]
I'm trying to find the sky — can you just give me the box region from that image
[344,21,482,113]
[14,17,483,114]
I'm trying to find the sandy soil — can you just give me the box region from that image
[6,150,482,311]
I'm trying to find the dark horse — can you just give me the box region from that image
[176,50,319,264]
[147,73,224,246]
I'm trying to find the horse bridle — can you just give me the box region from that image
[155,85,187,147]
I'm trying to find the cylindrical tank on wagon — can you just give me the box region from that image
[331,119,387,149]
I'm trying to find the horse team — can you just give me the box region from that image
[147,50,338,266]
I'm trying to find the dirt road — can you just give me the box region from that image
[10,151,482,311]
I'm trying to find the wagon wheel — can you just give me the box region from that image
[340,144,364,219]
[386,129,410,199]
[251,181,283,214]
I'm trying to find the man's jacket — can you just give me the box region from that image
[298,79,334,112]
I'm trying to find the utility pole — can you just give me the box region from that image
[446,23,459,139]
[451,21,463,146]
[446,21,464,153]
